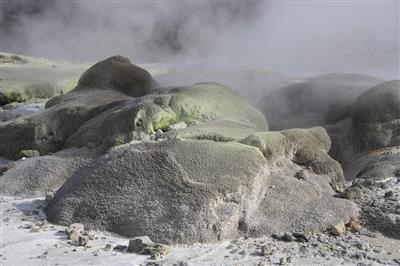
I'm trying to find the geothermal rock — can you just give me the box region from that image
[328,80,400,180]
[258,73,383,130]
[0,148,97,197]
[76,55,158,97]
[46,128,357,244]
[0,56,358,245]
[0,101,45,122]
[0,56,159,158]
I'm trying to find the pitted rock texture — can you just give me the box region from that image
[0,56,358,244]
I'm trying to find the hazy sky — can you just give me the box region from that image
[1,0,399,78]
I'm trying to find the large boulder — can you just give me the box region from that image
[0,56,358,245]
[352,80,400,124]
[75,56,158,97]
[66,82,268,148]
[46,128,357,244]
[0,147,97,197]
[0,56,160,158]
[328,80,400,180]
[258,73,383,130]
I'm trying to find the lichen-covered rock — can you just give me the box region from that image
[258,73,383,130]
[0,56,161,158]
[66,82,268,148]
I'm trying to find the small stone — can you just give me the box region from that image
[78,235,89,247]
[18,150,40,159]
[168,122,187,131]
[340,188,362,200]
[104,243,116,251]
[384,190,394,198]
[281,233,295,242]
[45,191,55,201]
[23,224,32,229]
[346,220,361,232]
[66,223,84,235]
[30,226,40,233]
[147,244,172,258]
[68,231,81,242]
[113,245,127,252]
[260,245,268,256]
[293,232,311,242]
[330,222,345,236]
[127,236,154,253]
[238,250,246,255]
[85,230,97,240]
[66,223,84,240]
[294,170,308,180]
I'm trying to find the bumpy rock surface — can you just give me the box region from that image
[0,56,160,158]
[0,148,98,197]
[0,56,358,244]
[344,178,400,239]
[258,73,383,130]
[329,80,400,181]
[46,129,357,244]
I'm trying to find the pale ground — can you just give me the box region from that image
[1,196,399,266]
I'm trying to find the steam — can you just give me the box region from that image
[1,0,399,79]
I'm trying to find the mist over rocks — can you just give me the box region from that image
[0,56,359,244]
[0,52,88,105]
[329,80,400,181]
[156,67,295,105]
[258,73,383,130]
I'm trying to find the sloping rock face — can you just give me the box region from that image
[0,56,358,244]
[258,73,383,130]
[329,80,400,181]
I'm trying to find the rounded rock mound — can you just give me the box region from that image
[258,73,383,130]
[76,55,158,97]
[352,80,400,124]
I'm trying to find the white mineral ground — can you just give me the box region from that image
[0,195,399,266]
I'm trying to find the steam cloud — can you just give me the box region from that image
[1,0,399,79]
